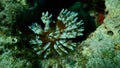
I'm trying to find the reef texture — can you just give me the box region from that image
[0,0,32,68]
[0,50,32,68]
[0,0,30,46]
[0,0,21,45]
[0,0,120,68]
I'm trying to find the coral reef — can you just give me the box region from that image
[28,9,84,58]
[0,0,120,68]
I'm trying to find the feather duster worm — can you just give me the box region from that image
[28,9,84,58]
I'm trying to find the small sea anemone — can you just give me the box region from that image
[28,9,84,58]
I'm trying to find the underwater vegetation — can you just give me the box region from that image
[28,9,84,58]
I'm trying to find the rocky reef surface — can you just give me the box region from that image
[0,0,120,68]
